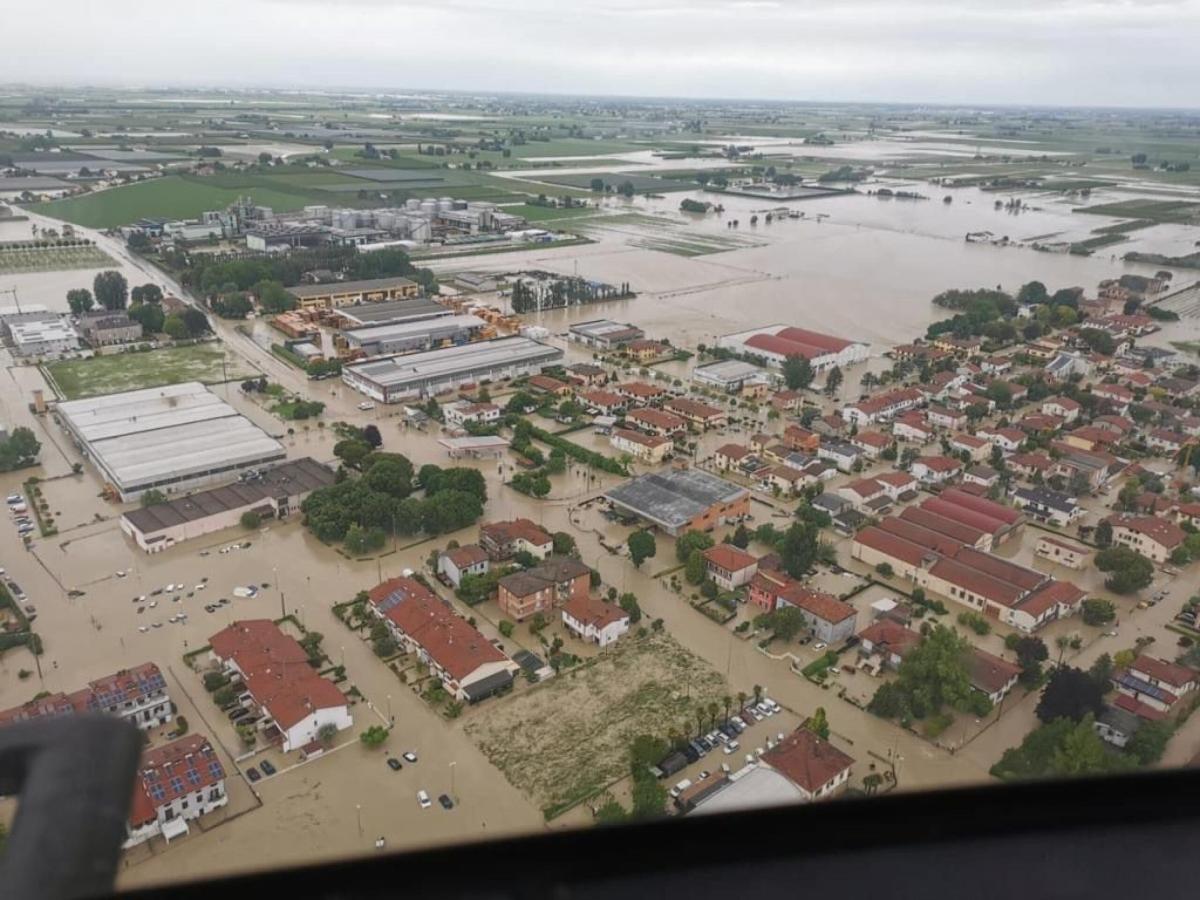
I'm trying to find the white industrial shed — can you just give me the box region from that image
[57,382,286,501]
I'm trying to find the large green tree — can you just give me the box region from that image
[66,288,93,315]
[93,270,128,310]
[782,355,814,391]
[1095,546,1154,594]
[628,529,657,568]
[675,529,715,562]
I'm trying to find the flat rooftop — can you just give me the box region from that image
[336,297,450,327]
[570,319,642,339]
[346,336,561,389]
[343,314,485,345]
[58,382,285,492]
[605,467,747,530]
[693,359,765,381]
[287,276,417,300]
[122,458,335,535]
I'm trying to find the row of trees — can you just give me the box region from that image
[0,428,40,473]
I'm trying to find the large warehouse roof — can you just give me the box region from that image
[343,314,486,346]
[58,382,285,494]
[286,276,416,300]
[605,467,747,530]
[346,336,561,390]
[336,297,451,327]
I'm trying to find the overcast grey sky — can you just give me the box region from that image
[4,0,1197,107]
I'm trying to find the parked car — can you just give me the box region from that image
[246,767,261,782]
[722,741,740,755]
[387,757,402,771]
[417,790,432,809]
[260,760,277,776]
[438,794,454,810]
[402,751,418,763]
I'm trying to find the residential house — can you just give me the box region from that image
[437,544,490,588]
[1035,535,1090,570]
[757,464,812,497]
[611,427,673,463]
[1042,397,1081,423]
[702,544,759,590]
[949,432,991,462]
[714,443,754,472]
[565,362,608,387]
[838,478,890,514]
[0,662,171,731]
[776,584,858,644]
[443,401,501,428]
[124,735,227,848]
[527,374,572,397]
[1011,487,1084,528]
[1007,452,1053,480]
[892,411,934,443]
[969,648,1021,704]
[1147,428,1189,456]
[851,430,892,460]
[561,594,630,647]
[1092,383,1134,412]
[615,381,667,407]
[625,339,669,362]
[782,424,821,453]
[79,311,142,347]
[1113,655,1196,717]
[817,439,862,473]
[368,578,517,702]
[578,389,626,416]
[625,407,687,437]
[498,557,591,621]
[840,388,924,425]
[479,518,553,561]
[911,456,963,485]
[771,390,804,412]
[873,471,919,502]
[665,397,726,430]
[1104,515,1186,563]
[963,465,1000,489]
[973,427,1022,459]
[1062,426,1120,453]
[926,405,968,431]
[857,619,921,671]
[209,620,351,752]
[760,729,854,802]
[1095,705,1142,749]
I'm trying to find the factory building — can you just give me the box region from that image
[286,276,420,311]
[342,336,563,403]
[716,325,868,373]
[57,382,286,501]
[342,314,488,358]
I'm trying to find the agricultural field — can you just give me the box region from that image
[463,630,727,819]
[0,242,114,274]
[1074,199,1200,224]
[526,172,693,193]
[43,343,257,400]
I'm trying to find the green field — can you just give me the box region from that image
[0,243,115,274]
[44,343,257,400]
[505,203,598,222]
[1074,199,1200,224]
[526,172,693,193]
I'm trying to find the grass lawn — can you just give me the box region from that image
[526,172,694,193]
[505,203,599,222]
[0,244,115,274]
[44,343,257,400]
[463,630,727,818]
[32,175,316,228]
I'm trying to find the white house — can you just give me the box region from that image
[702,544,759,590]
[910,456,963,485]
[124,735,228,848]
[444,401,502,427]
[562,594,630,647]
[438,543,490,587]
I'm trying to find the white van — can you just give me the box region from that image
[357,401,376,411]
[669,778,693,799]
[417,790,432,809]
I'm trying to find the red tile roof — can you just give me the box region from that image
[899,506,987,547]
[879,516,967,556]
[1130,655,1196,689]
[874,471,917,489]
[952,547,1045,591]
[717,443,751,460]
[626,407,686,431]
[858,619,921,657]
[915,455,963,472]
[777,584,855,624]
[762,728,854,793]
[970,649,1020,695]
[613,427,672,449]
[853,526,941,567]
[562,594,628,630]
[1112,693,1168,721]
[853,430,892,448]
[928,556,1025,608]
[130,734,225,827]
[1105,514,1186,550]
[209,620,345,730]
[921,496,1009,537]
[443,544,489,569]
[703,544,758,573]
[1018,580,1085,617]
[579,389,625,408]
[616,381,666,398]
[666,397,724,420]
[369,578,508,681]
[480,518,553,549]
[938,488,1023,526]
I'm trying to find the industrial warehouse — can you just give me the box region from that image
[285,276,421,310]
[341,336,563,403]
[120,457,336,552]
[56,382,286,501]
[716,324,868,372]
[604,467,750,536]
[341,313,488,358]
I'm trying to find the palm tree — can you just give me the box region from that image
[1055,635,1069,666]
[752,684,763,704]
[864,772,884,796]
[695,706,706,738]
[707,701,720,731]
[667,728,682,751]
[722,694,732,724]
[737,690,748,713]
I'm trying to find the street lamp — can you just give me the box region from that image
[387,693,392,724]
[449,761,456,800]
[356,804,362,836]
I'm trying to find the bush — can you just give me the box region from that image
[875,562,894,577]
[957,611,991,636]
[240,510,261,530]
[499,620,514,638]
[203,672,230,692]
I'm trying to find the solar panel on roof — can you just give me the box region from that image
[149,783,166,802]
[208,761,223,779]
[169,776,185,794]
[186,769,201,786]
